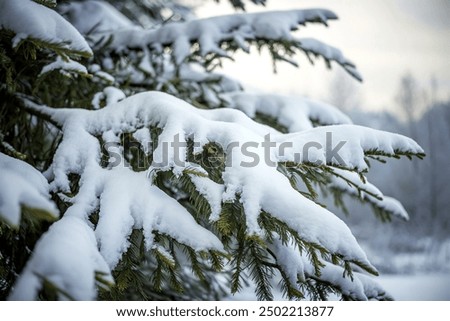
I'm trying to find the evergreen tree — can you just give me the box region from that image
[0,0,424,301]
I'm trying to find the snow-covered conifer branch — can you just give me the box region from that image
[275,124,424,172]
[10,91,426,299]
[297,38,362,81]
[93,9,336,53]
[0,0,92,57]
[222,92,418,220]
[271,238,393,301]
[223,92,352,132]
[82,8,359,79]
[39,56,89,78]
[0,0,429,302]
[328,168,410,221]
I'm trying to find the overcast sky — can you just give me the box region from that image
[195,0,450,113]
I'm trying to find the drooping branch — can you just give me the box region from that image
[74,8,361,79]
[328,168,410,221]
[10,91,424,300]
[275,124,424,172]
[223,92,352,132]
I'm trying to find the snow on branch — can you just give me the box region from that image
[16,91,424,299]
[271,238,393,300]
[9,216,113,300]
[0,153,58,227]
[329,168,410,221]
[39,56,88,77]
[94,8,336,53]
[223,92,352,132]
[221,93,414,220]
[84,8,359,79]
[275,124,424,172]
[297,38,362,81]
[0,0,92,57]
[27,95,366,254]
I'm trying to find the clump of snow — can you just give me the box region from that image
[133,127,152,155]
[0,153,58,227]
[270,237,306,285]
[40,56,88,76]
[9,216,112,300]
[91,86,125,109]
[152,244,175,266]
[102,87,125,105]
[91,93,103,110]
[189,175,224,221]
[89,64,115,83]
[0,0,92,56]
[96,167,223,268]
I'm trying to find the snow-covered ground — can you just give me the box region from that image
[378,274,450,301]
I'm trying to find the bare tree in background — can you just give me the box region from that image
[395,72,426,139]
[328,68,363,112]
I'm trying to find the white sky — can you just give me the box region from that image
[194,0,450,112]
